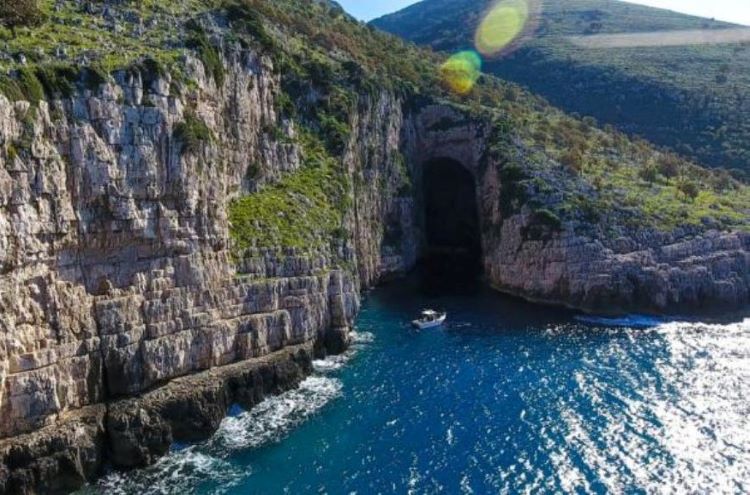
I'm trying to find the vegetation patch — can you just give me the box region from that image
[34,64,78,98]
[186,21,225,86]
[0,0,44,34]
[222,0,275,50]
[229,131,350,254]
[15,67,44,104]
[174,113,213,154]
[498,162,530,216]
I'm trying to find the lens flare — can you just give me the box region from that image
[475,0,534,57]
[440,51,482,95]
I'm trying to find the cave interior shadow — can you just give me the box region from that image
[419,157,482,296]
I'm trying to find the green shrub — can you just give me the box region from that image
[534,208,562,230]
[84,65,109,91]
[560,148,584,173]
[223,0,275,50]
[186,22,225,86]
[318,112,350,155]
[0,0,44,33]
[16,68,45,104]
[656,153,681,178]
[174,113,213,154]
[498,163,529,215]
[276,91,295,117]
[677,177,700,200]
[134,57,167,87]
[245,161,261,180]
[0,75,24,101]
[34,65,78,99]
[6,143,18,161]
[638,163,658,183]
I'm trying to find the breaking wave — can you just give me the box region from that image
[87,327,378,495]
[214,376,343,451]
[94,449,248,495]
[91,375,343,494]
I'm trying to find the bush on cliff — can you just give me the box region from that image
[0,0,44,34]
[228,131,350,254]
[174,113,213,155]
[0,67,45,104]
[223,0,276,50]
[186,21,225,86]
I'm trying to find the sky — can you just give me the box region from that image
[337,0,750,26]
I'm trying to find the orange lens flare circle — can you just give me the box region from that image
[440,51,482,95]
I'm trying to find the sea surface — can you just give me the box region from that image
[85,277,750,494]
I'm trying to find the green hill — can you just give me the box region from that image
[373,0,750,176]
[1,0,748,238]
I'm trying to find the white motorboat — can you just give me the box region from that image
[412,310,447,329]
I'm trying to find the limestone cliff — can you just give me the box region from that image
[0,52,371,493]
[0,1,748,493]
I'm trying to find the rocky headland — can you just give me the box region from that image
[0,1,748,493]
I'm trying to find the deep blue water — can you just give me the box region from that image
[89,278,750,494]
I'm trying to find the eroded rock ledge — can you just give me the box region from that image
[485,214,750,314]
[0,343,318,494]
[1,30,749,495]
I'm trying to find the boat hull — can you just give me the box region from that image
[412,315,447,329]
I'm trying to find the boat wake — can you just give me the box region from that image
[575,314,670,328]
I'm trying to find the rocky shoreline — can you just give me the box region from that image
[484,214,750,315]
[1,23,749,494]
[0,343,326,494]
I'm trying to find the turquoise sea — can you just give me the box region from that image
[90,277,750,494]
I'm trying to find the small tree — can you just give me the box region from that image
[0,0,43,34]
[656,153,681,178]
[677,177,700,200]
[638,163,658,183]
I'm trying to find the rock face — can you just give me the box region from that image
[0,45,748,494]
[0,51,374,494]
[484,214,750,314]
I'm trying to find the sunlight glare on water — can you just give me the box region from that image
[83,281,750,494]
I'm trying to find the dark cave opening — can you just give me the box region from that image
[420,157,482,290]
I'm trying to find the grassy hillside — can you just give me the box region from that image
[1,0,748,248]
[373,0,750,176]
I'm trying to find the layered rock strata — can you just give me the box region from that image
[1,44,748,495]
[0,52,369,494]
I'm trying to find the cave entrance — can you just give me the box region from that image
[421,157,482,288]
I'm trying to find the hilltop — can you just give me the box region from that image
[1,0,747,238]
[0,1,749,493]
[373,0,750,176]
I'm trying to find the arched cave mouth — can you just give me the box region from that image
[421,157,482,288]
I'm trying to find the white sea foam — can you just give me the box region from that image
[92,375,344,494]
[351,330,375,344]
[312,330,374,373]
[96,448,248,495]
[215,375,343,451]
[313,354,351,372]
